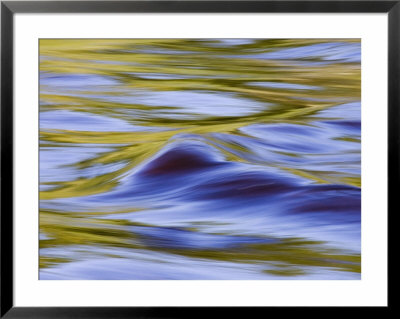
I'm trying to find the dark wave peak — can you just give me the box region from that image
[138,142,224,176]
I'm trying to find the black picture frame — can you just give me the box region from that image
[1,0,394,317]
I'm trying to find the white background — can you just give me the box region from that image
[14,13,388,306]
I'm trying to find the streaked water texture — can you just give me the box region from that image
[39,39,361,279]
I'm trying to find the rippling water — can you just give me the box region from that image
[39,39,361,279]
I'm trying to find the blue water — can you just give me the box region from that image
[39,39,361,279]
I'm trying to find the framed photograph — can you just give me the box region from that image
[1,0,394,316]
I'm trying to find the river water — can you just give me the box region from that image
[39,39,361,279]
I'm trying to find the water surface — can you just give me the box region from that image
[40,39,361,279]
